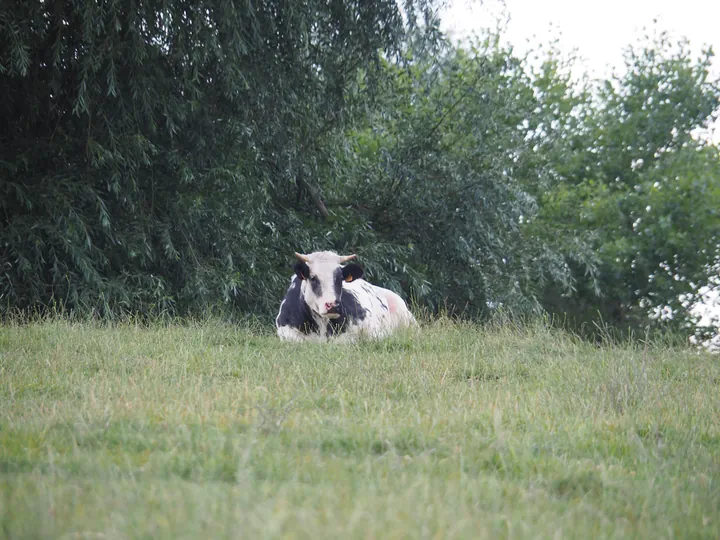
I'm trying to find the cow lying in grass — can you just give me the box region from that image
[275,251,416,342]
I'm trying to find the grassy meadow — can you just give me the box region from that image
[0,318,718,539]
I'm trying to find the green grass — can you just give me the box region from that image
[0,318,718,539]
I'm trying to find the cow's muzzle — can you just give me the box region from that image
[324,302,341,319]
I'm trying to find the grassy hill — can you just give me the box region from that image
[1,319,718,538]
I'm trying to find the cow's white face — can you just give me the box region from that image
[294,251,363,318]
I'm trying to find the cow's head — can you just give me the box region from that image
[293,251,364,318]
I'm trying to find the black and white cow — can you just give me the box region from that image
[275,251,416,342]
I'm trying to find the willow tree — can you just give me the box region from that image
[0,0,437,317]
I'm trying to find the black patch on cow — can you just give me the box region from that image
[294,262,310,280]
[342,263,364,283]
[276,279,318,334]
[309,275,322,296]
[341,289,367,320]
[326,316,345,337]
[378,298,388,311]
[326,289,368,337]
[333,267,343,299]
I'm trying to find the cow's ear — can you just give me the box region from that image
[342,263,364,283]
[294,262,310,280]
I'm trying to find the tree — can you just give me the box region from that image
[320,37,577,316]
[531,32,720,334]
[0,0,437,318]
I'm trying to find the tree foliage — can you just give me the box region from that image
[0,0,436,317]
[532,33,720,334]
[1,3,719,339]
[321,41,578,316]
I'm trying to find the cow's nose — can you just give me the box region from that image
[324,301,337,312]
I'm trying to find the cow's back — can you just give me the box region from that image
[342,279,416,338]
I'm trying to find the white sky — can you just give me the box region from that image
[441,0,720,81]
[441,0,720,141]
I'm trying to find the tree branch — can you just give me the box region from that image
[296,169,329,219]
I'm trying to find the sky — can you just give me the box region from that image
[441,0,720,141]
[441,0,720,82]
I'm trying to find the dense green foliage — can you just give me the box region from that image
[531,35,720,334]
[320,42,579,316]
[2,2,719,336]
[2,320,719,537]
[0,0,437,317]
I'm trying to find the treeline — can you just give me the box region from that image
[1,1,719,338]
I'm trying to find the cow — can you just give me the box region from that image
[275,251,417,342]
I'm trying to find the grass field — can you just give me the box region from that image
[1,318,718,539]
